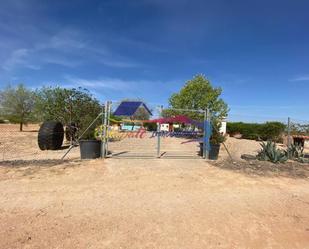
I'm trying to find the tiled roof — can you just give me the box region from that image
[113,101,152,116]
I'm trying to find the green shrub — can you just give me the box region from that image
[227,122,260,138]
[0,119,5,124]
[227,122,286,141]
[259,122,286,141]
[143,122,157,131]
[242,133,260,140]
[210,120,226,144]
[257,141,287,163]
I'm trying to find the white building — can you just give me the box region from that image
[219,119,227,135]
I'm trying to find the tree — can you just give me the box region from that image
[34,86,70,124]
[0,84,35,131]
[34,87,102,138]
[132,107,151,121]
[165,74,228,121]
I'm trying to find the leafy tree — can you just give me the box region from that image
[165,74,228,121]
[143,122,157,131]
[0,84,35,131]
[260,122,286,141]
[132,107,151,120]
[35,87,102,138]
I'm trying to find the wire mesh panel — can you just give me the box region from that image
[156,108,206,159]
[289,118,309,154]
[105,101,156,158]
[221,113,309,162]
[107,102,206,159]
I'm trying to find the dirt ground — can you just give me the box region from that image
[0,124,80,161]
[0,159,308,249]
[0,124,309,248]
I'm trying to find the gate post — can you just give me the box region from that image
[101,101,108,158]
[203,109,211,159]
[156,105,163,158]
[106,101,111,155]
[156,122,161,158]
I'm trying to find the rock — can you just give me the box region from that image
[233,133,243,139]
[241,154,257,160]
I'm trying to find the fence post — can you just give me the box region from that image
[156,105,162,158]
[106,101,111,156]
[62,112,103,160]
[2,143,5,161]
[287,117,291,159]
[203,109,211,159]
[101,101,108,158]
[203,109,207,159]
[156,122,161,158]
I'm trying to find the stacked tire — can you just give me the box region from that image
[38,121,64,150]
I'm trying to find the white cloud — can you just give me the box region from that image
[43,55,82,68]
[61,76,166,101]
[2,48,29,70]
[49,33,85,50]
[289,75,309,82]
[1,29,143,71]
[99,59,141,68]
[63,76,132,91]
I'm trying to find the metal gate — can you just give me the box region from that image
[101,101,211,159]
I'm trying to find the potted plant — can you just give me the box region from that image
[79,117,102,159]
[79,129,102,159]
[209,121,225,160]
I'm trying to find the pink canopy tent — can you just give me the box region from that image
[146,115,195,124]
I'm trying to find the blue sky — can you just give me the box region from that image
[0,0,308,122]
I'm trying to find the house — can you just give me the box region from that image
[113,101,152,131]
[160,123,180,132]
[160,123,170,132]
[155,115,226,134]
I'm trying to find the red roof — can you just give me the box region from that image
[292,135,309,140]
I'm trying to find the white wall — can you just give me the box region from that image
[160,123,169,131]
[305,139,309,149]
[219,121,227,135]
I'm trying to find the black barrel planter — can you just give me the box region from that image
[79,140,101,159]
[199,142,221,160]
[209,144,221,160]
[38,121,64,150]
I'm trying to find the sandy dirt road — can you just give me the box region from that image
[0,158,308,249]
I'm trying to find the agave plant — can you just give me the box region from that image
[297,157,309,164]
[257,141,288,163]
[287,144,304,159]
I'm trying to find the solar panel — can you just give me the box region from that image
[113,101,152,116]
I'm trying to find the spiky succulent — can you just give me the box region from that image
[257,141,288,163]
[287,144,304,159]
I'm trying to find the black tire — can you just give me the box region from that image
[38,121,64,150]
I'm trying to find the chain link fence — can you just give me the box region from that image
[0,110,308,163]
[222,114,309,162]
[0,123,80,162]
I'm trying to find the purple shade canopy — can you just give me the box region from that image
[148,115,203,128]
